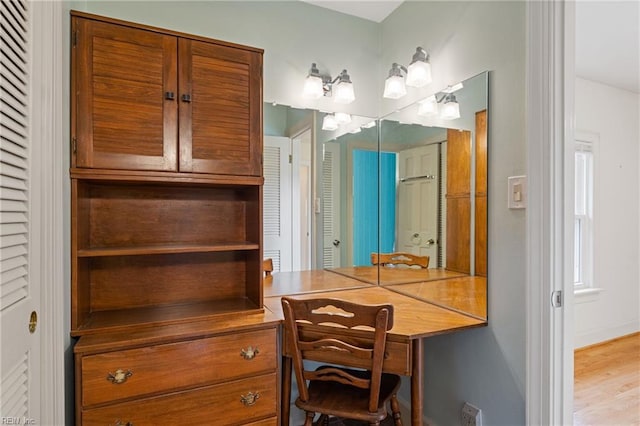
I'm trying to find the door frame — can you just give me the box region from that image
[31,1,66,424]
[526,1,574,424]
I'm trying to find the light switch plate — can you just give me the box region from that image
[508,175,527,209]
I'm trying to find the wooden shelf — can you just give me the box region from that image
[72,299,264,337]
[70,167,264,186]
[77,242,260,257]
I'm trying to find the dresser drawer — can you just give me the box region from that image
[81,328,276,407]
[81,372,277,425]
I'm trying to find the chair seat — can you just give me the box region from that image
[295,367,402,423]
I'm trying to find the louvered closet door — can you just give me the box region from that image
[322,143,341,268]
[179,39,262,176]
[73,17,178,171]
[263,136,292,272]
[1,0,40,420]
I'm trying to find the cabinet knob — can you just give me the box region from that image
[240,346,259,360]
[181,94,191,103]
[107,369,133,384]
[240,391,260,407]
[165,91,175,100]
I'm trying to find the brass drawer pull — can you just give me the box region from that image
[240,346,259,360]
[114,420,133,426]
[107,369,133,384]
[240,391,260,407]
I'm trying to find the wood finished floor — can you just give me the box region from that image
[574,332,640,426]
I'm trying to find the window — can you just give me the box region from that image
[574,139,594,289]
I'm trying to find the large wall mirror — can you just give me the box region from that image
[263,71,488,320]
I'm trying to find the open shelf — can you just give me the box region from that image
[77,242,260,257]
[71,299,264,336]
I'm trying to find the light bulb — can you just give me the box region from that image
[322,114,339,131]
[383,75,407,99]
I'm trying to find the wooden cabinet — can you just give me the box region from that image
[72,14,262,176]
[474,110,488,277]
[70,12,274,425]
[446,129,471,274]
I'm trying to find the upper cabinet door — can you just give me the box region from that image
[73,18,178,171]
[178,39,262,176]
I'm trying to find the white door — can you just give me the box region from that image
[322,142,341,268]
[263,136,292,272]
[397,144,439,266]
[1,0,41,421]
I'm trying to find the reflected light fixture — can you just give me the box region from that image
[417,95,438,117]
[417,83,463,120]
[383,47,432,99]
[303,63,355,104]
[440,93,460,120]
[322,114,339,131]
[334,112,351,124]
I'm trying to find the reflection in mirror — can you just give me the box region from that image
[262,71,488,320]
[263,102,377,275]
[378,71,488,320]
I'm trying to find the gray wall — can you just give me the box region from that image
[382,3,527,425]
[64,2,528,425]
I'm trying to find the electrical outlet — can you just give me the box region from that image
[461,402,482,426]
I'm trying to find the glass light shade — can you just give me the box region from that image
[333,81,355,104]
[334,112,351,124]
[406,61,432,88]
[383,75,407,99]
[441,99,460,120]
[303,75,324,99]
[322,114,339,131]
[417,96,438,116]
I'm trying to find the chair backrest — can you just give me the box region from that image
[371,252,430,269]
[281,297,394,414]
[263,258,274,276]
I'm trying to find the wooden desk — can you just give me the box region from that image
[264,271,487,425]
[386,276,487,320]
[328,265,466,285]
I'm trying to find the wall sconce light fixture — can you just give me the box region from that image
[417,83,463,120]
[383,47,432,99]
[303,63,355,104]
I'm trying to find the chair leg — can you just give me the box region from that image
[304,411,315,426]
[390,395,403,426]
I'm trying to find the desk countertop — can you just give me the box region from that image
[264,285,486,341]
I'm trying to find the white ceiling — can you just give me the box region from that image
[576,1,639,93]
[301,0,403,23]
[302,1,639,94]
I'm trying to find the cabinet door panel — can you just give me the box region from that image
[179,39,262,176]
[73,18,178,171]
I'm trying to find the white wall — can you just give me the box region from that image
[574,77,640,348]
[382,2,527,425]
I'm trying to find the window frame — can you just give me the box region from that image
[573,131,597,292]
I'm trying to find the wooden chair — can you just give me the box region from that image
[263,258,274,277]
[371,252,429,269]
[281,297,402,426]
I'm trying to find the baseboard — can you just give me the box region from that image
[397,394,435,426]
[574,322,640,349]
